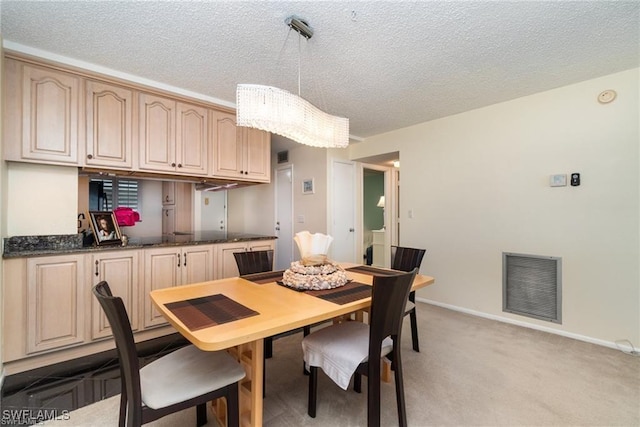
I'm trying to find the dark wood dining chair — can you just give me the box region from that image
[233,249,274,397]
[302,268,418,427]
[391,245,426,352]
[92,281,245,427]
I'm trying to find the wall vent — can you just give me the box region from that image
[503,253,562,323]
[277,151,289,164]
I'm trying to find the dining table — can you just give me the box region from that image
[150,262,435,427]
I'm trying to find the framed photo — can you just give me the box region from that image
[89,211,122,246]
[302,178,315,195]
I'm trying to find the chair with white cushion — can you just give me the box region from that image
[302,268,418,427]
[92,281,245,427]
[391,246,426,352]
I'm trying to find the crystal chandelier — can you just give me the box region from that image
[236,16,349,149]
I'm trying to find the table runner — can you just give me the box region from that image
[242,270,285,284]
[165,294,259,331]
[346,265,402,276]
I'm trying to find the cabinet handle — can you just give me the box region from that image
[87,154,93,159]
[239,170,244,174]
[95,260,99,277]
[177,253,181,267]
[165,210,169,217]
[171,162,176,167]
[183,253,187,266]
[178,163,183,168]
[245,171,248,175]
[165,195,169,202]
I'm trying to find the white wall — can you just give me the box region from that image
[6,163,78,236]
[351,68,640,345]
[228,143,330,240]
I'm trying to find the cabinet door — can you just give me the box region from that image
[139,93,176,173]
[174,182,194,232]
[218,242,250,279]
[211,111,243,178]
[176,102,208,176]
[248,240,275,252]
[26,255,85,354]
[162,181,175,205]
[85,80,133,169]
[91,251,140,340]
[162,206,175,235]
[144,248,181,327]
[8,62,80,164]
[181,245,215,284]
[243,127,271,182]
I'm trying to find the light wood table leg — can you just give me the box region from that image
[213,338,264,427]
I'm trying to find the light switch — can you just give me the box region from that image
[297,215,305,223]
[204,197,209,205]
[408,209,414,219]
[550,174,567,187]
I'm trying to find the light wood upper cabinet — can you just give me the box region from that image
[243,126,271,182]
[139,93,176,173]
[85,80,134,169]
[211,111,271,182]
[3,59,80,165]
[139,93,208,176]
[176,102,209,175]
[90,250,140,340]
[26,255,86,354]
[4,55,270,183]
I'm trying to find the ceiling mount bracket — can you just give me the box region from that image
[286,16,313,39]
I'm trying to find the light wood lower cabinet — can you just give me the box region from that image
[1,240,274,372]
[143,245,215,327]
[25,255,86,354]
[218,240,275,279]
[90,250,140,340]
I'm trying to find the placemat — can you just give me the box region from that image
[306,281,372,305]
[241,270,285,284]
[346,265,402,276]
[165,294,259,331]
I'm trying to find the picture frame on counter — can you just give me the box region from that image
[89,211,122,246]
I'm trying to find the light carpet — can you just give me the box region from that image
[44,304,640,426]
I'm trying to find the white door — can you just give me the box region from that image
[199,191,227,231]
[275,166,294,270]
[331,160,357,262]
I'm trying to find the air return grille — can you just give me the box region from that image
[503,253,562,323]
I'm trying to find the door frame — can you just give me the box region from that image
[359,162,397,267]
[274,164,294,269]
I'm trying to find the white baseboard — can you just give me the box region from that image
[417,297,636,354]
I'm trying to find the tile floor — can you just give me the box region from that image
[1,334,190,426]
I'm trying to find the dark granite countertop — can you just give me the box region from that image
[3,231,277,258]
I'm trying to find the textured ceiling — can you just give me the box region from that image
[1,1,638,143]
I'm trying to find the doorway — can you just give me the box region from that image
[363,168,385,266]
[355,154,399,268]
